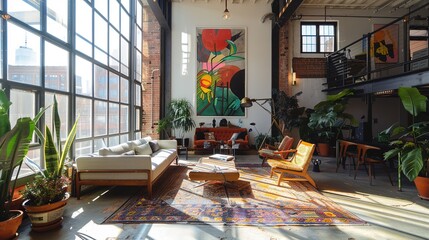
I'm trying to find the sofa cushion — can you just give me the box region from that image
[195,131,205,140]
[134,143,153,155]
[121,150,135,155]
[149,140,160,152]
[204,132,216,140]
[99,142,133,156]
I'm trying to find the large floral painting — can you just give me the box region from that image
[196,28,246,116]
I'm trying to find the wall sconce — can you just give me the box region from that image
[292,72,297,86]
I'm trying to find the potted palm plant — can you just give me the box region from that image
[308,89,356,156]
[383,87,429,198]
[22,95,78,231]
[167,99,196,147]
[0,89,42,239]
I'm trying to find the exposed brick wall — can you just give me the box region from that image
[142,6,161,139]
[292,58,327,78]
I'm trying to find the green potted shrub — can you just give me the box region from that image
[0,89,43,239]
[308,89,356,156]
[383,87,429,198]
[167,99,196,147]
[22,95,78,231]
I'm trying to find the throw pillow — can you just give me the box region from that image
[195,131,205,140]
[230,132,240,141]
[204,132,216,140]
[237,131,247,140]
[134,143,153,155]
[149,140,160,152]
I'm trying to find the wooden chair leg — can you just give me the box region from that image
[304,174,317,189]
[276,172,283,186]
[354,161,361,180]
[368,164,373,185]
[270,168,274,178]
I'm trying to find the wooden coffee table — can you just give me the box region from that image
[188,157,240,182]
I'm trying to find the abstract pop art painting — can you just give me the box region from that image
[196,28,246,116]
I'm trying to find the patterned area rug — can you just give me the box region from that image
[103,165,365,225]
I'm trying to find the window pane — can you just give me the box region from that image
[135,131,141,140]
[94,65,108,99]
[121,0,130,13]
[120,104,128,132]
[76,0,92,43]
[94,100,107,136]
[94,13,108,51]
[109,103,119,134]
[136,28,142,51]
[94,138,106,152]
[75,140,92,157]
[8,23,41,86]
[109,0,120,30]
[45,92,69,140]
[76,36,92,57]
[76,56,93,96]
[136,1,142,28]
[109,27,120,60]
[135,49,142,81]
[121,7,130,40]
[121,37,129,75]
[120,77,129,103]
[109,72,119,101]
[95,0,107,17]
[135,108,140,130]
[95,47,108,65]
[9,89,35,128]
[8,0,41,29]
[45,42,69,91]
[320,36,335,52]
[76,97,92,138]
[120,134,128,144]
[109,135,119,146]
[47,0,68,42]
[135,83,141,106]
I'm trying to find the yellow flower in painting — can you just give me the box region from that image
[198,73,214,102]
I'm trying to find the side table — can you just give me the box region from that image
[177,146,188,160]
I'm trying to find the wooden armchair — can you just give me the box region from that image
[258,135,294,166]
[267,140,317,188]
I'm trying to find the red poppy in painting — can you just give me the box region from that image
[216,65,240,86]
[201,29,232,53]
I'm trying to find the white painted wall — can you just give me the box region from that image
[171,2,272,145]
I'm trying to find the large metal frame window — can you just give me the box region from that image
[0,0,144,178]
[301,22,337,53]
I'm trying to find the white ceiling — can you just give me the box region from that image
[171,0,427,12]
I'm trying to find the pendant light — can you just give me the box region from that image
[223,0,230,20]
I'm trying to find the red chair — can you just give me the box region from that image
[258,135,294,166]
[354,144,394,186]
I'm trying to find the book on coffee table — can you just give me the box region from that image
[209,154,235,161]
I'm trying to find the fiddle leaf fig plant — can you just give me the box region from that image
[383,87,429,186]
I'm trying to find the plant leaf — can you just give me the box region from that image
[44,126,59,177]
[401,148,424,181]
[398,87,427,117]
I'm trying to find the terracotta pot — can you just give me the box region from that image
[317,143,330,157]
[22,193,70,232]
[0,210,24,240]
[414,176,429,200]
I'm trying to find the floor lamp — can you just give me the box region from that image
[240,97,282,150]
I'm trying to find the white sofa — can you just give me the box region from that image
[75,136,178,199]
